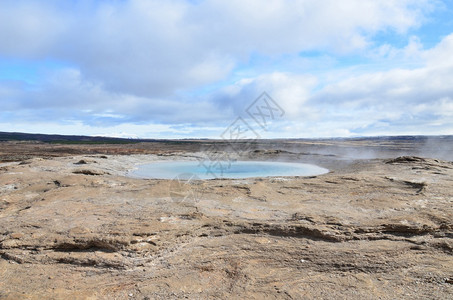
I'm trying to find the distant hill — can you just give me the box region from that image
[0,131,149,144]
[1,131,452,144]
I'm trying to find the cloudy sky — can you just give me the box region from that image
[1,0,453,138]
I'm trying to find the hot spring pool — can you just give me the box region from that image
[130,161,329,179]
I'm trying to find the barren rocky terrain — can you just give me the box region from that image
[0,139,452,299]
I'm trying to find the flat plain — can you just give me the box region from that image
[0,137,452,299]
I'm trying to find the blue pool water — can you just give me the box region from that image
[130,161,328,179]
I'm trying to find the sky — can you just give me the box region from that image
[1,0,453,139]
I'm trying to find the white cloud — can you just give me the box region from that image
[305,34,453,135]
[0,0,451,137]
[423,33,453,66]
[371,36,424,63]
[0,1,66,57]
[0,0,433,96]
[204,33,453,137]
[212,72,318,119]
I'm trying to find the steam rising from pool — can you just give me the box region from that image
[130,161,329,179]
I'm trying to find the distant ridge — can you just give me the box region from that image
[1,131,452,143]
[0,131,152,144]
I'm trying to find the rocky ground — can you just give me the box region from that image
[0,141,452,299]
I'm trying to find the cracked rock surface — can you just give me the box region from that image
[0,151,452,299]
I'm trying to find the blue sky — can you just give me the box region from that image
[1,0,453,138]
